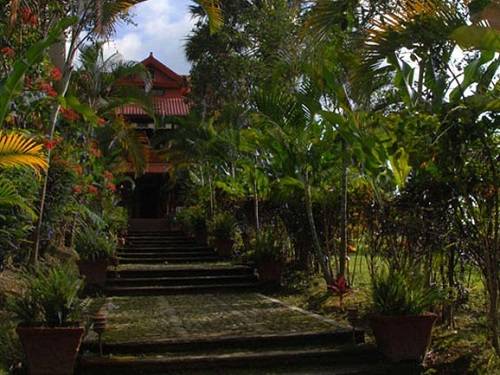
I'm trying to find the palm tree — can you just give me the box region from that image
[251,88,335,284]
[72,42,154,175]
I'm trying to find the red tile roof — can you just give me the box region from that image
[118,97,190,117]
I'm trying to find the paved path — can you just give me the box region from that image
[85,293,346,345]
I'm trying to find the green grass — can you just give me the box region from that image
[273,256,499,374]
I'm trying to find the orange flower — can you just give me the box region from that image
[40,82,57,97]
[60,107,80,122]
[72,185,82,194]
[90,145,102,158]
[97,117,107,127]
[87,185,99,195]
[104,170,114,180]
[73,165,83,176]
[50,67,62,82]
[106,183,117,192]
[1,47,15,58]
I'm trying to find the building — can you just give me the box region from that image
[118,53,190,219]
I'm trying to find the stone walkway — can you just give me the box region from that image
[85,293,346,345]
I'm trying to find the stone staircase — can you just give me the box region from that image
[79,219,409,374]
[104,220,259,296]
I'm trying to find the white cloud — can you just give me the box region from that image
[106,0,194,74]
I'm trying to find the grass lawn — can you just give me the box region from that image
[272,256,499,375]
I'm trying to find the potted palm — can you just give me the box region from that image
[75,226,116,287]
[208,212,236,258]
[9,263,84,375]
[369,268,441,362]
[251,226,286,285]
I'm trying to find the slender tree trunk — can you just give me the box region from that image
[31,105,61,264]
[304,172,333,285]
[339,140,348,277]
[254,158,260,234]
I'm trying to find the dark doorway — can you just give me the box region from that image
[131,174,168,218]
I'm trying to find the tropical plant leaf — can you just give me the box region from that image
[451,25,500,51]
[195,0,223,34]
[0,132,47,172]
[0,178,37,219]
[0,17,77,126]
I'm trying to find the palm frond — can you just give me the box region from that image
[0,177,37,219]
[195,0,223,34]
[95,0,148,36]
[0,132,47,172]
[358,0,467,96]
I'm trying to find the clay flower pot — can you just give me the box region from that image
[257,259,283,284]
[78,259,108,287]
[214,238,234,258]
[17,325,84,375]
[370,313,437,362]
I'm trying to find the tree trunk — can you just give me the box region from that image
[339,140,348,277]
[304,172,333,285]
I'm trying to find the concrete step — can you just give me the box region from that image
[117,256,221,264]
[107,274,258,287]
[82,330,364,355]
[117,252,216,258]
[104,282,260,296]
[119,246,212,252]
[78,344,384,374]
[107,265,254,278]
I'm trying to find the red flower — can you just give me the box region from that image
[50,67,62,82]
[72,185,82,194]
[90,145,102,158]
[87,185,99,195]
[328,274,348,295]
[106,183,117,192]
[40,82,57,97]
[60,107,80,122]
[73,165,83,176]
[1,47,15,58]
[20,7,38,26]
[43,139,58,150]
[97,117,107,127]
[104,170,114,180]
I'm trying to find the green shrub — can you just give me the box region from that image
[208,212,236,240]
[0,317,21,373]
[250,226,287,264]
[8,263,83,327]
[104,206,128,236]
[176,206,206,234]
[75,226,116,261]
[371,268,442,316]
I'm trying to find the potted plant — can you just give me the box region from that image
[75,226,116,287]
[9,263,84,375]
[176,206,207,244]
[369,268,441,362]
[251,226,286,284]
[208,212,236,257]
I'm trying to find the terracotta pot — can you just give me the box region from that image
[78,259,108,287]
[17,325,84,375]
[214,238,234,258]
[370,313,437,362]
[257,259,283,284]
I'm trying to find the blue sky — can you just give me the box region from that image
[105,0,194,75]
